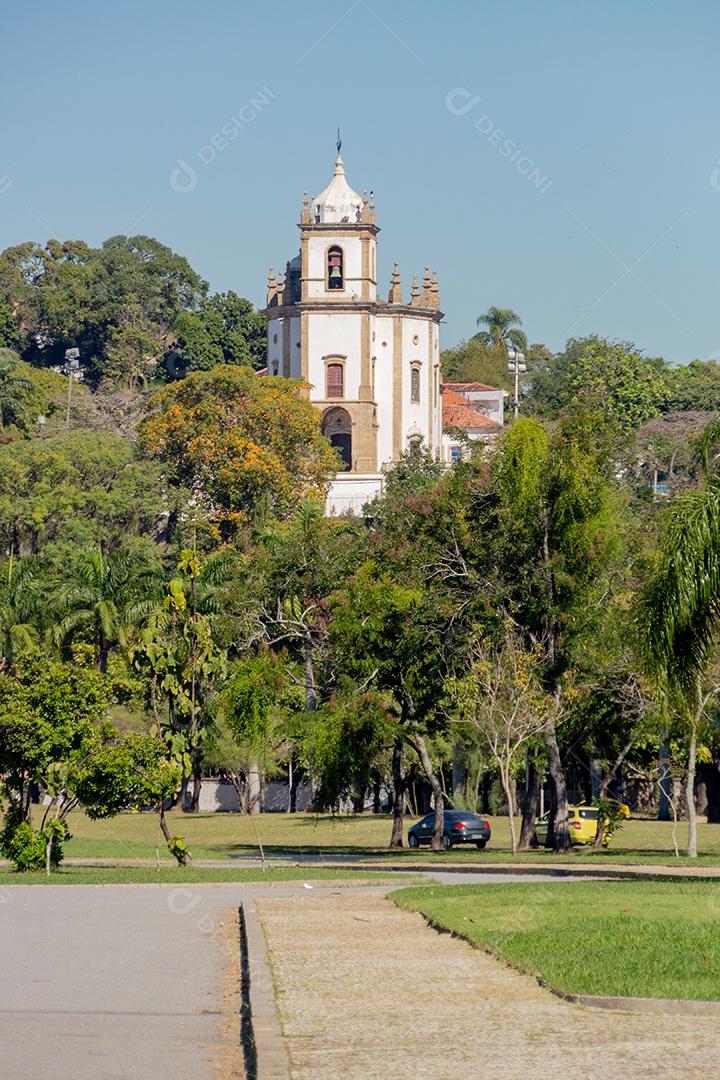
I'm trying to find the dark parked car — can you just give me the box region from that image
[408,811,491,850]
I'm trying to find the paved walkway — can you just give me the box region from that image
[257,890,720,1080]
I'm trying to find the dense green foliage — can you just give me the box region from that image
[173,291,266,372]
[441,338,515,391]
[1,262,720,869]
[0,235,266,384]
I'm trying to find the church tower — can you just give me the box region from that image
[264,141,443,513]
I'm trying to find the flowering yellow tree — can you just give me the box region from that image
[139,366,338,537]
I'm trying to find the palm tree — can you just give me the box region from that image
[0,351,32,429]
[0,553,43,669]
[50,545,158,672]
[640,420,720,857]
[473,307,527,352]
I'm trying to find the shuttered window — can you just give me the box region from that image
[327,363,344,398]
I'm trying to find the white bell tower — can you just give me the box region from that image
[264,140,443,513]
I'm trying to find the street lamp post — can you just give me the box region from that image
[507,345,526,420]
[63,348,81,431]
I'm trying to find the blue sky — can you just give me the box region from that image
[2,0,719,364]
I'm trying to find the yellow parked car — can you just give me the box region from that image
[534,803,629,847]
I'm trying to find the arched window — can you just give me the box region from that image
[327,246,343,290]
[322,407,352,471]
[410,366,420,403]
[326,363,344,398]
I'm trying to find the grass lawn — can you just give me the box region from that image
[394,879,720,1000]
[26,807,720,866]
[0,865,426,886]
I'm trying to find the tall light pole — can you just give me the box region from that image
[507,345,526,420]
[63,348,80,431]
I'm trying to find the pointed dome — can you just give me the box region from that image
[310,154,363,224]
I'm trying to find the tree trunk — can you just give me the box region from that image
[544,729,572,852]
[518,756,540,849]
[353,784,367,813]
[590,755,602,802]
[98,641,110,674]
[248,764,261,815]
[389,740,405,848]
[500,765,518,854]
[158,802,189,866]
[290,758,298,813]
[304,637,317,712]
[686,725,698,858]
[413,731,444,850]
[189,761,202,813]
[451,743,465,802]
[658,733,671,821]
[159,803,172,844]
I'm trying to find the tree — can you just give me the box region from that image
[0,554,41,668]
[449,630,554,853]
[0,431,171,562]
[304,689,396,813]
[129,550,228,817]
[491,410,628,850]
[626,411,712,495]
[50,544,157,672]
[440,338,514,393]
[331,566,448,848]
[101,313,164,389]
[209,653,292,814]
[525,337,667,432]
[218,499,366,810]
[173,291,267,374]
[139,366,338,538]
[474,306,527,352]
[640,423,720,856]
[0,654,178,872]
[663,359,720,412]
[0,351,32,430]
[0,300,20,350]
[0,235,207,378]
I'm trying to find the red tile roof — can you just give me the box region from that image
[442,381,505,393]
[443,402,505,431]
[442,388,478,407]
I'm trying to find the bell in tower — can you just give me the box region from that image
[327,246,343,290]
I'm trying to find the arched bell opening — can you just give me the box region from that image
[322,406,352,471]
[327,246,344,290]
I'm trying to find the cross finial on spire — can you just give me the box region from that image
[336,127,342,154]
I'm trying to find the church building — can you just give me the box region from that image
[263,144,505,513]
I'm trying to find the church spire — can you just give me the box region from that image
[388,262,402,304]
[410,275,420,306]
[421,266,433,306]
[266,266,277,306]
[430,270,440,310]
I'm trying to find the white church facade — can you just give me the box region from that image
[263,146,504,513]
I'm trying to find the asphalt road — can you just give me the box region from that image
[0,883,264,1080]
[0,873,594,1079]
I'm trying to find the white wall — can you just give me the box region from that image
[305,234,376,300]
[326,474,383,515]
